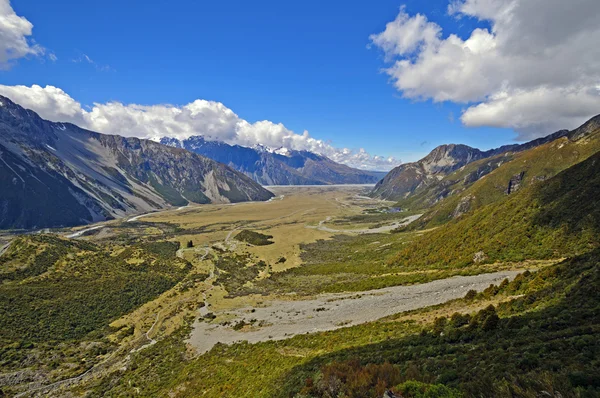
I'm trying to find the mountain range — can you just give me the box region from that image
[160,136,387,185]
[0,96,273,230]
[372,114,600,228]
[370,129,571,201]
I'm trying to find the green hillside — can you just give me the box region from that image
[400,117,600,229]
[0,236,190,389]
[391,149,600,269]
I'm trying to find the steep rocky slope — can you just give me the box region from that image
[391,146,600,269]
[370,129,569,201]
[0,96,273,229]
[409,114,600,228]
[161,136,387,185]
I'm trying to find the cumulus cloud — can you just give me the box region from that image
[370,0,600,139]
[0,84,398,170]
[0,0,43,68]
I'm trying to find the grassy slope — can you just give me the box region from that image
[78,149,600,397]
[0,236,189,393]
[391,149,600,270]
[285,249,600,398]
[256,232,511,295]
[403,128,600,229]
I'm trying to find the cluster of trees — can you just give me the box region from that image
[234,230,274,246]
[296,360,460,398]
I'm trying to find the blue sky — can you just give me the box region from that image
[2,0,599,169]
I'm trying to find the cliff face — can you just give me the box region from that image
[0,95,273,229]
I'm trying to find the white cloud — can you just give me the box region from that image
[0,0,43,68]
[370,0,600,139]
[72,53,112,72]
[0,84,399,170]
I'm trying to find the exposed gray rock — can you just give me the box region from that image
[370,128,571,201]
[506,171,525,194]
[473,251,487,263]
[161,136,387,185]
[452,194,475,219]
[0,95,273,229]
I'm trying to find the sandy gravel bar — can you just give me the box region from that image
[188,270,520,354]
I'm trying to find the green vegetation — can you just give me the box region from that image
[234,229,274,246]
[408,133,600,229]
[391,150,600,269]
[148,174,188,206]
[0,236,190,393]
[296,360,461,398]
[329,208,413,227]
[254,233,499,295]
[286,249,600,397]
[4,141,600,397]
[213,253,267,296]
[71,248,600,397]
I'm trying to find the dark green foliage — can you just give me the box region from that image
[394,380,462,397]
[214,253,262,296]
[234,230,274,246]
[297,359,402,398]
[258,234,483,295]
[0,235,96,281]
[0,236,189,348]
[283,250,600,397]
[186,240,194,248]
[181,189,210,204]
[138,240,180,258]
[296,360,462,398]
[148,174,188,206]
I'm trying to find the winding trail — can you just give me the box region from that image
[14,246,215,397]
[132,310,163,352]
[65,225,103,239]
[0,242,10,257]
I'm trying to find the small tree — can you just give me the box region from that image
[186,240,194,248]
[465,289,477,301]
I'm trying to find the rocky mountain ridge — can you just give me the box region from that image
[370,127,573,201]
[392,114,600,229]
[161,136,387,185]
[0,96,273,229]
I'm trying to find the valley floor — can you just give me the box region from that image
[0,185,578,397]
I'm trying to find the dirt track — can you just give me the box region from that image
[188,270,519,354]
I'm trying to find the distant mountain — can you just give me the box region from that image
[375,114,600,232]
[160,136,387,185]
[0,96,273,230]
[370,129,571,201]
